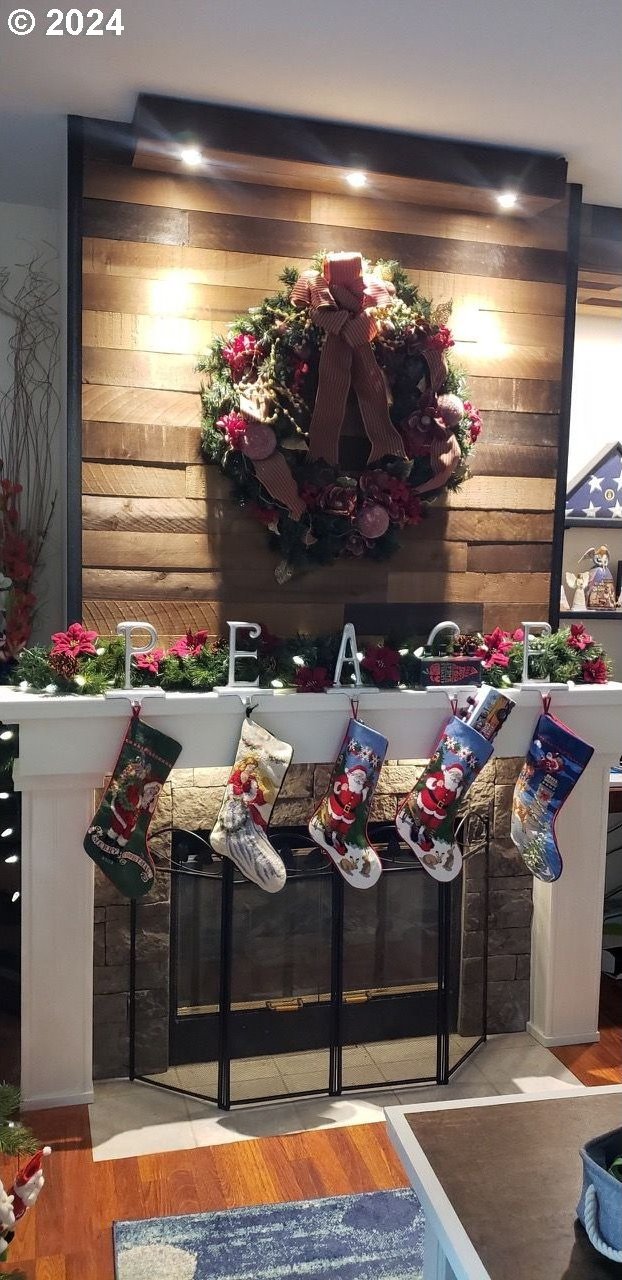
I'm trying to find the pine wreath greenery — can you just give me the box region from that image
[0,1083,37,1158]
[199,256,482,574]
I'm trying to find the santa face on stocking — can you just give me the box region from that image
[416,761,465,831]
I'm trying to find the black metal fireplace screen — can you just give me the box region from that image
[128,812,489,1110]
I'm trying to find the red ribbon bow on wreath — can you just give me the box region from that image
[291,253,407,467]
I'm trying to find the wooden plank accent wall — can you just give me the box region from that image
[81,154,568,641]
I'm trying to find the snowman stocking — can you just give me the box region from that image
[511,712,594,881]
[396,716,493,882]
[210,717,293,893]
[84,708,182,898]
[309,719,388,889]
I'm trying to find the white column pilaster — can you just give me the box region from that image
[16,772,100,1109]
[528,753,613,1047]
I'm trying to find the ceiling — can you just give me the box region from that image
[1,0,621,209]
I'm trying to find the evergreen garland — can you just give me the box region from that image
[12,622,612,697]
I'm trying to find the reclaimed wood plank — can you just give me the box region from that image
[82,462,187,497]
[83,495,229,533]
[82,274,264,319]
[440,475,556,511]
[388,571,550,604]
[82,239,566,315]
[83,309,219,353]
[83,421,202,463]
[467,543,553,572]
[467,377,561,412]
[470,443,558,478]
[82,385,201,426]
[83,199,190,245]
[423,509,554,542]
[479,411,559,448]
[82,565,390,600]
[83,348,202,394]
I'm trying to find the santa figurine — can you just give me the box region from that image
[416,761,465,830]
[0,1146,50,1260]
[326,764,369,855]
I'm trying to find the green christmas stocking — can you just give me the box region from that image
[84,708,181,898]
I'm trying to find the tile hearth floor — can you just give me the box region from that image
[89,1032,582,1161]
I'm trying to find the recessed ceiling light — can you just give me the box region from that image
[497,190,518,209]
[180,146,203,168]
[346,170,367,189]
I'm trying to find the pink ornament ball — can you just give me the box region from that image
[356,503,390,539]
[239,423,277,460]
[437,393,465,428]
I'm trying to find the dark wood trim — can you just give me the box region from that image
[549,184,582,627]
[580,203,622,273]
[133,95,568,199]
[66,115,85,624]
[82,115,136,165]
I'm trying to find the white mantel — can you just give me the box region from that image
[3,682,621,1110]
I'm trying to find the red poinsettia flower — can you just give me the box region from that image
[169,629,210,659]
[0,478,23,496]
[580,656,608,684]
[294,665,330,692]
[568,622,594,651]
[134,649,165,674]
[425,325,455,352]
[362,645,401,686]
[216,411,248,448]
[51,622,99,659]
[475,626,514,670]
[221,332,259,379]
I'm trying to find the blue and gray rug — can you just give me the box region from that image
[114,1188,424,1279]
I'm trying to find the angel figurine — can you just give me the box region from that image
[565,568,589,612]
[580,545,616,610]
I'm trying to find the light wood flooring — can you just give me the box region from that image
[0,1109,408,1279]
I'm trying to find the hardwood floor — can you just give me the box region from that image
[551,976,622,1085]
[0,1109,408,1278]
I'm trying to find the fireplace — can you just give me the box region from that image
[125,812,488,1109]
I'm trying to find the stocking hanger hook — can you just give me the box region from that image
[541,691,551,715]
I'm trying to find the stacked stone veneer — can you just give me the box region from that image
[93,758,531,1079]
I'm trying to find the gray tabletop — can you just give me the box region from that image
[404,1094,622,1279]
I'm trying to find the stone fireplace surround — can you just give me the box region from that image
[6,682,621,1109]
[93,758,529,1080]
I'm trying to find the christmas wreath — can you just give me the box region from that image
[199,253,482,577]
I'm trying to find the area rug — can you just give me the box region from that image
[113,1187,424,1279]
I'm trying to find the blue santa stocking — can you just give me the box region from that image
[309,718,388,889]
[510,713,594,882]
[396,716,493,881]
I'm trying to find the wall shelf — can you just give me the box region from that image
[560,611,622,620]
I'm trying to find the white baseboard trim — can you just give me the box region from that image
[527,1021,600,1048]
[21,1089,94,1111]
